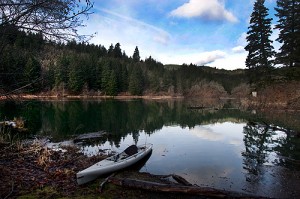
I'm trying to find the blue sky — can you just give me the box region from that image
[80,0,278,70]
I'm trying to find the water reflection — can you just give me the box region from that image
[241,122,300,197]
[0,100,254,140]
[1,99,300,198]
[242,123,279,181]
[242,122,300,173]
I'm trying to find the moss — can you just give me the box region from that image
[18,187,60,199]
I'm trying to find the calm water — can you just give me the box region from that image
[1,99,300,198]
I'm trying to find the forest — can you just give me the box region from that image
[0,25,250,97]
[0,0,299,98]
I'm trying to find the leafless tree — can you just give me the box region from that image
[0,0,94,42]
[0,0,94,98]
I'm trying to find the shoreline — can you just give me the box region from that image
[0,94,185,101]
[1,94,299,111]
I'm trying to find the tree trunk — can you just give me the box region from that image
[107,177,269,198]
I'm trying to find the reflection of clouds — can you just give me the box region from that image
[153,144,168,156]
[220,168,233,178]
[190,123,245,145]
[180,166,238,190]
[229,138,242,146]
[189,126,224,141]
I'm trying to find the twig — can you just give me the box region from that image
[99,173,116,193]
[4,180,14,199]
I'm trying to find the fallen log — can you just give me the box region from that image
[107,177,269,198]
[146,173,193,186]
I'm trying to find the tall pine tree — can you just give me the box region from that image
[275,0,300,67]
[245,0,275,68]
[24,56,41,93]
[113,43,122,58]
[129,64,143,95]
[132,46,140,62]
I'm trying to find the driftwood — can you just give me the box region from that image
[107,177,270,199]
[73,131,108,143]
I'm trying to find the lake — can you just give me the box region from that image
[1,99,300,198]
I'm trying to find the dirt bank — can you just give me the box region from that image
[1,81,299,110]
[247,81,300,110]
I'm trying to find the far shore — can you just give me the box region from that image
[1,94,299,111]
[0,94,185,101]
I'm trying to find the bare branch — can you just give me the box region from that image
[0,0,94,42]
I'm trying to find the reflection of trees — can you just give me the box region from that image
[241,121,300,182]
[242,123,274,181]
[242,123,300,197]
[0,101,42,137]
[2,100,297,148]
[0,100,255,144]
[242,121,300,191]
[274,130,300,169]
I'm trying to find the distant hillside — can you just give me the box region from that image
[164,64,182,70]
[0,27,299,103]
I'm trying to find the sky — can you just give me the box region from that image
[79,0,279,70]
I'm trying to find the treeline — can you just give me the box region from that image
[0,26,248,96]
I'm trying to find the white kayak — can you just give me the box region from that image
[77,143,153,185]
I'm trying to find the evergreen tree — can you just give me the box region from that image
[95,59,103,90]
[129,65,143,95]
[0,46,27,92]
[113,43,122,58]
[55,55,69,88]
[245,0,275,68]
[108,44,114,57]
[68,57,84,93]
[101,60,111,94]
[275,0,300,67]
[122,51,128,59]
[120,64,128,92]
[24,56,41,92]
[107,70,118,96]
[45,61,55,90]
[132,46,140,62]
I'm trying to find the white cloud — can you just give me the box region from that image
[158,49,246,70]
[237,32,247,47]
[208,52,247,70]
[170,0,238,23]
[79,9,172,59]
[157,50,226,66]
[195,50,227,65]
[99,9,171,45]
[78,6,246,70]
[232,46,245,53]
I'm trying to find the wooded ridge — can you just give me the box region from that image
[0,27,299,101]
